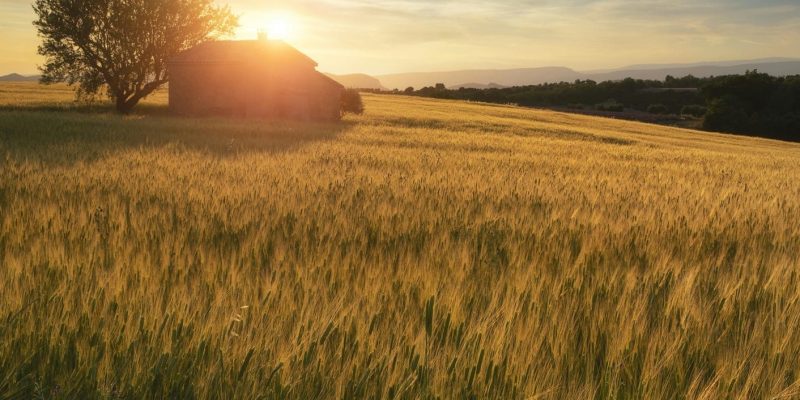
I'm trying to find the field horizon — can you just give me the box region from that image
[2,84,800,398]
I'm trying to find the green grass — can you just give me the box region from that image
[1,84,800,399]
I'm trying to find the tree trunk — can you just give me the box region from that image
[114,86,155,114]
[115,96,133,114]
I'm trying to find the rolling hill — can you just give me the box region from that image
[449,82,508,89]
[325,73,386,89]
[0,73,39,82]
[1,82,800,398]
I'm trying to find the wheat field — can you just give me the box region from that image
[1,83,800,399]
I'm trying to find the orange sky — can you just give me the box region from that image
[2,0,799,75]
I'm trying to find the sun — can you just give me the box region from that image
[266,16,293,41]
[238,11,299,42]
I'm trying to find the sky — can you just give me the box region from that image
[1,0,799,76]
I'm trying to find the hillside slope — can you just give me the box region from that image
[326,73,387,89]
[0,73,39,82]
[1,87,800,399]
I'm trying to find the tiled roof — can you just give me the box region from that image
[168,40,317,67]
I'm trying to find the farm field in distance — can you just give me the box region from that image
[2,82,800,398]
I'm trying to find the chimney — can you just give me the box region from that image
[257,30,268,42]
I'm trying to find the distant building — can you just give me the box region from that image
[167,39,344,120]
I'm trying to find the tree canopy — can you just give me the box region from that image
[33,0,238,113]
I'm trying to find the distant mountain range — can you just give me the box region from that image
[585,61,800,84]
[326,58,800,90]
[449,83,508,90]
[583,57,799,73]
[0,73,39,82]
[5,58,800,90]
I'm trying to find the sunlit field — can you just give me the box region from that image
[2,83,800,399]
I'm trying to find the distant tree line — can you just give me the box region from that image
[702,72,800,140]
[389,71,800,141]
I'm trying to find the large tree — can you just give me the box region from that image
[33,0,237,113]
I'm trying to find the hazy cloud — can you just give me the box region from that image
[1,0,798,75]
[226,0,800,73]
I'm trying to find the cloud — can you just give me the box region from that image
[0,1,42,74]
[1,0,799,75]
[225,0,800,73]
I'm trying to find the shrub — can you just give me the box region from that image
[647,104,668,114]
[703,96,749,133]
[681,105,707,118]
[342,89,364,115]
[596,100,624,112]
